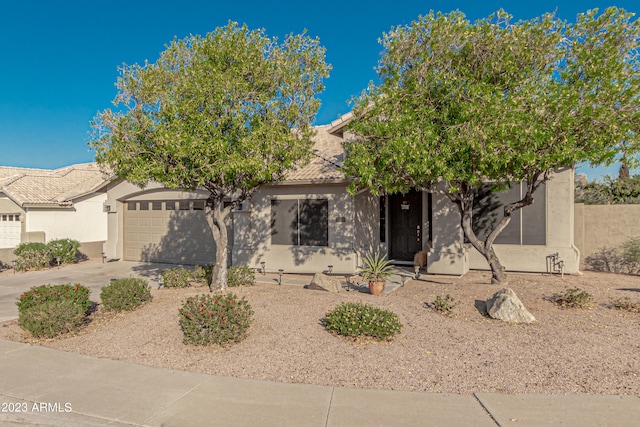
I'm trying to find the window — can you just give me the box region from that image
[127,202,136,211]
[165,201,176,210]
[193,200,205,211]
[179,201,190,211]
[152,201,162,210]
[271,198,328,246]
[471,182,546,245]
[1,215,6,221]
[139,201,149,211]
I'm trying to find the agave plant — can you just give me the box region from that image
[359,252,395,281]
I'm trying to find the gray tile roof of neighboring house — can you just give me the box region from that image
[282,124,348,183]
[0,163,108,207]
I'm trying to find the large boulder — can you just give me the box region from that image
[486,288,536,324]
[306,273,342,293]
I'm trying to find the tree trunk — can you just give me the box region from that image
[451,179,541,285]
[455,195,508,284]
[205,199,230,292]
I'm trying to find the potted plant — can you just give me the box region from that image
[359,252,395,295]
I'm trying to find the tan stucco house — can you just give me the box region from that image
[0,114,580,274]
[0,163,109,264]
[100,115,580,276]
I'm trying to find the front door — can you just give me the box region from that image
[388,190,423,261]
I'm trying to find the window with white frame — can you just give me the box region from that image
[271,198,328,246]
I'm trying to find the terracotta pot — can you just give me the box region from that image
[368,280,385,296]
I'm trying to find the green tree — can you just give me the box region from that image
[345,8,640,283]
[91,22,330,290]
[575,174,640,204]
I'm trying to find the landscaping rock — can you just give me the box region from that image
[486,288,536,324]
[306,273,341,293]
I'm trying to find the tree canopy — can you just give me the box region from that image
[91,22,330,289]
[344,8,640,283]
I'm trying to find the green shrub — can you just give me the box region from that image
[100,278,152,312]
[548,287,593,308]
[611,297,640,313]
[179,293,254,345]
[162,267,193,288]
[227,266,255,287]
[429,294,458,316]
[47,238,80,265]
[191,264,214,284]
[13,243,50,271]
[17,284,92,314]
[18,299,87,338]
[323,302,403,341]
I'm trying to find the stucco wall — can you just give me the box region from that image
[466,167,580,274]
[0,196,23,214]
[26,193,108,243]
[428,191,469,275]
[353,190,385,264]
[574,203,640,269]
[233,183,358,274]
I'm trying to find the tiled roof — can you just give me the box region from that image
[0,163,108,207]
[0,114,354,200]
[283,124,348,183]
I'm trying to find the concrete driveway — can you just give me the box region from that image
[0,260,174,322]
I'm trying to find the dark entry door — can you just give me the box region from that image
[389,190,423,261]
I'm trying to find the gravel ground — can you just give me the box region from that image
[1,270,639,395]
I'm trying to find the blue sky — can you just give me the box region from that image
[0,0,637,180]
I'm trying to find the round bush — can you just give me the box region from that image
[179,293,253,345]
[227,266,255,287]
[101,278,152,312]
[13,242,50,271]
[324,302,403,341]
[162,267,193,288]
[191,264,214,285]
[17,284,91,315]
[18,299,87,338]
[47,238,80,264]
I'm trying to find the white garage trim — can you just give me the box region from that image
[0,213,21,249]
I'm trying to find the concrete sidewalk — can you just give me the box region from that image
[1,340,639,427]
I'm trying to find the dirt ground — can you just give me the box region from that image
[1,269,639,395]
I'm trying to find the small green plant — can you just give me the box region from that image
[179,293,254,345]
[100,278,152,312]
[47,238,80,265]
[358,252,395,281]
[18,299,87,338]
[17,284,91,314]
[323,301,403,341]
[429,294,458,316]
[13,242,50,271]
[162,267,193,288]
[227,266,255,287]
[610,297,640,313]
[548,287,593,308]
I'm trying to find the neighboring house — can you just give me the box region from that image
[0,163,109,264]
[102,114,580,276]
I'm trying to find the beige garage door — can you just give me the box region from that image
[124,200,218,265]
